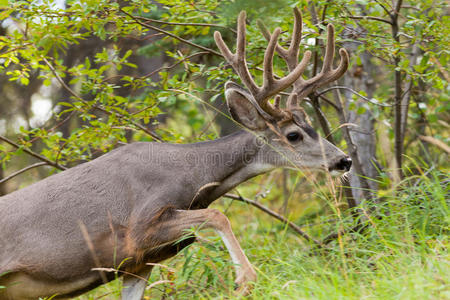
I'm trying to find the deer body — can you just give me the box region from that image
[0,8,352,299]
[0,132,260,298]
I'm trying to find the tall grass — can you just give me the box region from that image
[76,166,449,299]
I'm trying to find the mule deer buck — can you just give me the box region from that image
[0,7,351,300]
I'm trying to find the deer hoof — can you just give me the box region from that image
[234,283,252,296]
[234,268,257,296]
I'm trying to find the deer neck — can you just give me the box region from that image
[187,130,273,209]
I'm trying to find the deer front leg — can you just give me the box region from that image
[121,265,153,300]
[136,208,257,295]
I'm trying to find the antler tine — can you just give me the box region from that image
[259,9,349,109]
[282,6,304,71]
[322,24,336,72]
[257,21,285,61]
[215,10,311,120]
[295,24,349,101]
[287,93,298,109]
[214,32,233,62]
[235,11,246,58]
[214,11,260,96]
[257,7,310,111]
[274,95,281,109]
[288,7,303,68]
[258,27,311,117]
[257,7,303,71]
[259,9,312,101]
[262,28,281,90]
[257,27,288,118]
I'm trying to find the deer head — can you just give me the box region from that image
[214,8,352,174]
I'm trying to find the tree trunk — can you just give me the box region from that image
[0,167,6,196]
[342,31,379,204]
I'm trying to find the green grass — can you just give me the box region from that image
[75,167,449,299]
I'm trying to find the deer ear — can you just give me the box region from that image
[225,87,267,130]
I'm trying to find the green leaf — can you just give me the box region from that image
[357,106,366,115]
[43,78,52,86]
[20,77,29,85]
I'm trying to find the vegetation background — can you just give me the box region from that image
[0,0,448,299]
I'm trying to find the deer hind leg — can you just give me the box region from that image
[121,265,153,300]
[133,208,257,295]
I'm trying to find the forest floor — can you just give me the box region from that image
[76,167,449,300]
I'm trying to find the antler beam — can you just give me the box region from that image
[214,11,311,119]
[258,7,349,110]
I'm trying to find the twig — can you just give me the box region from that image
[132,15,236,34]
[120,9,222,57]
[430,57,450,84]
[316,86,393,107]
[0,162,48,184]
[393,0,403,16]
[315,94,339,111]
[141,51,209,79]
[346,15,392,25]
[0,43,33,55]
[373,0,393,16]
[0,135,67,171]
[125,14,278,82]
[309,94,335,144]
[419,136,450,154]
[223,193,324,247]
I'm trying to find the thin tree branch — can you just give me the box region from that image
[120,9,222,57]
[141,51,209,79]
[393,0,403,17]
[419,136,450,154]
[309,94,335,144]
[346,15,392,25]
[123,12,279,83]
[315,94,339,111]
[223,193,324,247]
[0,162,48,184]
[0,135,66,171]
[373,0,393,16]
[132,15,236,34]
[317,86,393,107]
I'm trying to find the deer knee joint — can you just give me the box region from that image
[206,209,231,231]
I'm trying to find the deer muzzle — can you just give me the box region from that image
[329,156,352,172]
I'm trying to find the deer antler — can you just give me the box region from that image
[214,11,311,120]
[258,7,349,110]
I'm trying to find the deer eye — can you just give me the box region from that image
[286,132,303,142]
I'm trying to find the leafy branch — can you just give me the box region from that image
[40,57,162,142]
[0,135,67,171]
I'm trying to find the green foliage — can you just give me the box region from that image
[0,0,449,298]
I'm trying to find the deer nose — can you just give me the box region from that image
[336,157,352,171]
